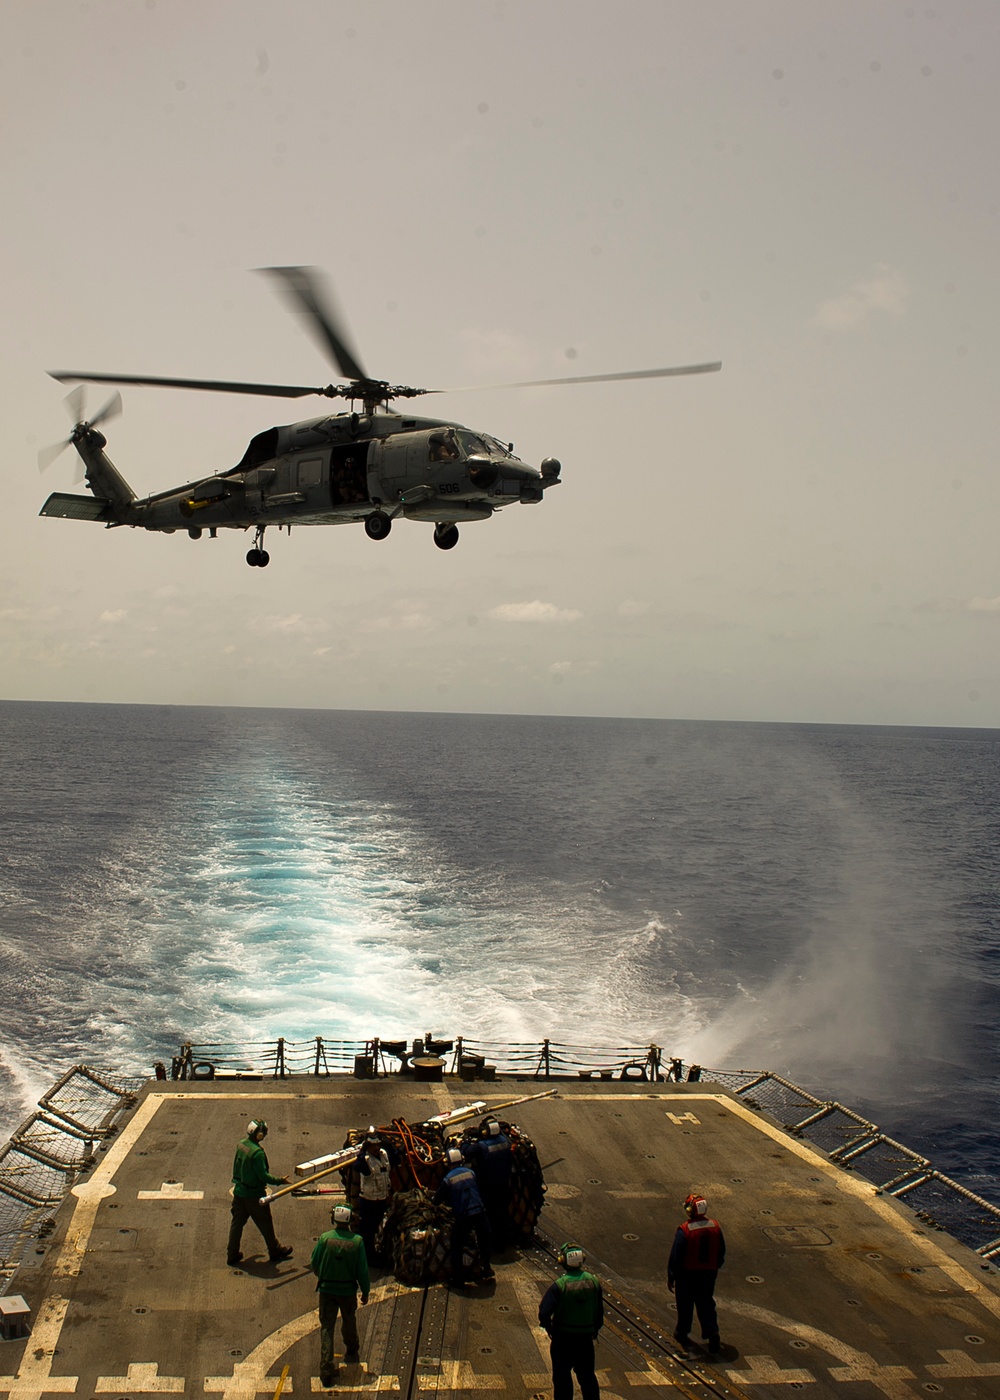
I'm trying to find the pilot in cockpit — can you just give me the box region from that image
[428,429,460,463]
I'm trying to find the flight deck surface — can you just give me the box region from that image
[3,1077,1000,1400]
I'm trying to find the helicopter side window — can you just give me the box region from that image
[428,429,460,463]
[297,458,323,488]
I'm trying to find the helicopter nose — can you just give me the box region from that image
[467,458,499,490]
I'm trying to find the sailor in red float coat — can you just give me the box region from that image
[667,1193,725,1354]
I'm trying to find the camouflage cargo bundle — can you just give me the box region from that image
[336,1112,545,1283]
[376,1187,452,1286]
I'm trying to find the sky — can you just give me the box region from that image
[2,0,999,726]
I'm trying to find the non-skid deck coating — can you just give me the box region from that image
[3,1079,1000,1400]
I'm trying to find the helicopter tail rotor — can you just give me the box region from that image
[37,388,123,479]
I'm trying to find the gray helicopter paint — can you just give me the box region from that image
[39,265,717,563]
[40,412,550,538]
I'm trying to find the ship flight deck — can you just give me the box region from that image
[3,1076,1000,1400]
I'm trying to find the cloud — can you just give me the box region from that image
[813,264,910,331]
[618,598,652,617]
[488,600,583,623]
[967,596,1000,613]
[250,613,328,636]
[364,611,434,633]
[549,659,599,675]
[99,609,127,623]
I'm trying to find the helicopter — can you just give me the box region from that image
[38,267,721,568]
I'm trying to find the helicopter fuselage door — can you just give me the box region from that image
[367,436,409,505]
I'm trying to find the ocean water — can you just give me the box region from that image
[0,701,997,1199]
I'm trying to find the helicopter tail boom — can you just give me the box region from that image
[38,426,137,525]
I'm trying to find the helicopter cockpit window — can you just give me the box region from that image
[458,432,490,457]
[428,429,460,463]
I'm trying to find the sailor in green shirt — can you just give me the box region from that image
[312,1204,371,1385]
[226,1118,293,1266]
[538,1243,604,1400]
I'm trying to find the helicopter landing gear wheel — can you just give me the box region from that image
[365,510,392,541]
[433,524,459,551]
[246,527,270,567]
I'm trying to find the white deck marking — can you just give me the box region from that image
[309,1372,399,1393]
[204,1374,294,1398]
[520,1376,612,1390]
[827,1358,916,1396]
[0,1297,78,1400]
[137,1181,204,1200]
[96,1363,185,1392]
[428,1085,454,1115]
[727,1302,918,1398]
[724,1356,816,1385]
[623,1367,673,1386]
[57,1093,167,1279]
[416,1360,504,1389]
[665,1113,700,1126]
[925,1349,1000,1378]
[207,1285,399,1400]
[507,1270,553,1371]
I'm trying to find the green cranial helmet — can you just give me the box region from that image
[559,1241,585,1269]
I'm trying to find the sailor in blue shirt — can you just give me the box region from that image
[463,1119,513,1250]
[435,1147,494,1286]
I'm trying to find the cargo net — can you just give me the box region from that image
[704,1068,1000,1258]
[338,1115,545,1287]
[0,1066,141,1288]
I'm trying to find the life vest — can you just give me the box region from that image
[680,1217,723,1270]
[359,1150,391,1201]
[552,1271,602,1333]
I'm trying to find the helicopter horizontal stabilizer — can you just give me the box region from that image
[39,492,112,522]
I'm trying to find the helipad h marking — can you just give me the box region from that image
[96,1364,185,1393]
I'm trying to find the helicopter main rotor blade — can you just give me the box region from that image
[50,371,329,399]
[426,361,723,394]
[257,265,367,384]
